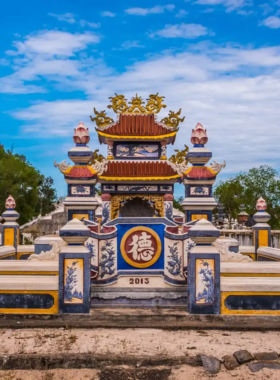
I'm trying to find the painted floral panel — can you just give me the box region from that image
[64,258,84,304]
[195,259,215,305]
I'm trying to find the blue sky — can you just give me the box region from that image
[1,0,280,199]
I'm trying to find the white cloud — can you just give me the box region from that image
[151,23,211,38]
[262,16,280,28]
[101,11,116,17]
[125,4,175,15]
[0,30,101,94]
[49,13,76,24]
[120,41,144,49]
[10,30,100,57]
[175,9,188,18]
[194,0,251,12]
[49,12,100,28]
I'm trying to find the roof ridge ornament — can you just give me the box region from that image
[90,108,114,128]
[91,93,185,129]
[160,109,185,128]
[209,160,226,174]
[54,160,71,174]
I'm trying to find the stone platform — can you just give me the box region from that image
[1,308,280,330]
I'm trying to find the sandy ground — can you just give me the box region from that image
[0,366,279,380]
[0,327,278,357]
[0,328,279,379]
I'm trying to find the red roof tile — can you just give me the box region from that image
[101,161,179,178]
[66,166,95,178]
[186,167,216,179]
[98,114,176,136]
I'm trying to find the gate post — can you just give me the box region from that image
[187,219,221,314]
[59,218,91,313]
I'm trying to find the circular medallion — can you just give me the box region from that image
[120,226,162,268]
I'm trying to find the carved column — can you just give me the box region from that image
[101,193,111,225]
[160,141,167,160]
[107,141,114,160]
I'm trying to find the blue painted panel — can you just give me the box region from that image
[117,223,165,271]
[35,244,52,255]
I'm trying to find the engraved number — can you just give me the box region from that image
[129,278,149,285]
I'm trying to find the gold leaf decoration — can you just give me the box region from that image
[146,93,166,113]
[108,94,128,113]
[160,109,185,128]
[90,108,114,128]
[127,94,146,113]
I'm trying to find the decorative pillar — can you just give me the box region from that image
[187,218,221,314]
[107,141,114,160]
[160,141,167,160]
[181,123,225,223]
[101,193,111,225]
[1,195,19,255]
[54,122,100,222]
[253,197,271,256]
[59,218,91,313]
[164,194,173,220]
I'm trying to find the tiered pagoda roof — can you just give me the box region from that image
[91,93,185,145]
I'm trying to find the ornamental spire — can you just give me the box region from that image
[5,195,16,210]
[73,122,90,145]
[190,123,208,145]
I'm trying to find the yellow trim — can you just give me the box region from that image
[221,273,280,277]
[98,130,177,140]
[62,165,97,175]
[107,156,114,160]
[0,254,15,259]
[0,290,58,314]
[4,228,14,246]
[221,291,280,315]
[0,271,59,275]
[73,214,89,220]
[184,166,218,176]
[240,252,256,260]
[191,214,208,221]
[258,254,280,261]
[100,174,180,181]
[120,226,162,269]
[17,252,33,260]
[259,230,268,247]
[160,156,167,160]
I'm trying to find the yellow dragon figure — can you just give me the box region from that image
[108,94,128,113]
[145,93,167,113]
[90,108,114,128]
[127,94,147,113]
[161,108,185,128]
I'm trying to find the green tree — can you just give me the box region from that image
[214,165,280,229]
[173,196,185,213]
[0,145,57,225]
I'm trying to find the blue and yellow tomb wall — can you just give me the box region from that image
[0,263,58,314]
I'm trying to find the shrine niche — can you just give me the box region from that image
[119,198,156,217]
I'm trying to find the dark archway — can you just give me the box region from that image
[119,197,156,217]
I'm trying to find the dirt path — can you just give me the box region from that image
[0,327,278,357]
[0,328,279,379]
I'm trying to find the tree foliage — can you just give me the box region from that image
[214,165,280,229]
[0,145,57,225]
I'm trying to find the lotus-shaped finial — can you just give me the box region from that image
[73,122,90,144]
[190,123,208,145]
[5,195,16,210]
[256,197,267,211]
